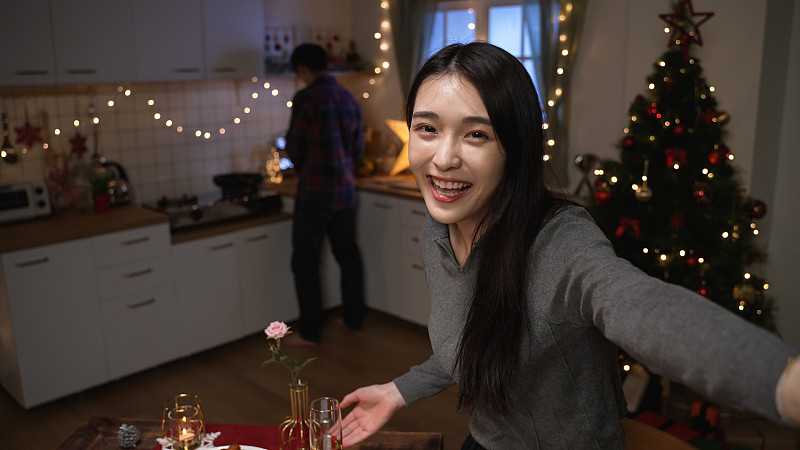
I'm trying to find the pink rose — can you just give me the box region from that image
[264,321,289,340]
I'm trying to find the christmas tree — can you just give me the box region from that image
[585,0,776,331]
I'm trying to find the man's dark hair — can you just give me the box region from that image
[291,43,328,73]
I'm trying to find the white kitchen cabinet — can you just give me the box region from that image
[50,0,137,84]
[202,0,265,79]
[0,239,108,408]
[237,221,298,334]
[93,223,177,380]
[357,192,401,314]
[172,232,243,355]
[0,0,57,85]
[133,0,205,81]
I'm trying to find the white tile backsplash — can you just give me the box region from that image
[0,77,295,203]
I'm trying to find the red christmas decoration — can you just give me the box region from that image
[745,199,767,221]
[693,182,713,203]
[685,256,698,268]
[665,148,688,167]
[673,124,686,136]
[659,0,715,60]
[700,108,718,125]
[647,102,660,118]
[669,212,685,230]
[708,146,726,164]
[593,184,611,205]
[14,110,42,149]
[69,130,88,157]
[615,218,641,239]
[697,284,712,298]
[622,136,635,150]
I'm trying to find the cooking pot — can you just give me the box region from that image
[104,161,132,206]
[214,172,263,199]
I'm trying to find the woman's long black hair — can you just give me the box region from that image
[406,42,555,414]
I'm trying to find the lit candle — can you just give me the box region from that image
[179,426,196,443]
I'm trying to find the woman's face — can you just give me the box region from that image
[409,74,505,234]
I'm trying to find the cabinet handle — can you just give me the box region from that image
[124,267,153,278]
[121,236,150,246]
[245,234,269,242]
[411,263,424,271]
[211,67,237,73]
[15,70,50,76]
[15,257,50,268]
[65,69,97,74]
[373,202,393,210]
[411,209,426,217]
[209,242,234,251]
[173,68,201,73]
[127,298,156,309]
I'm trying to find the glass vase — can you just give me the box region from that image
[280,380,310,450]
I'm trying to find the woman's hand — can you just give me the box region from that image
[339,382,406,447]
[779,356,800,426]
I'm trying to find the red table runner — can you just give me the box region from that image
[155,422,280,449]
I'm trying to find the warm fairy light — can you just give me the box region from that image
[203,132,211,139]
[271,89,279,96]
[542,154,551,161]
[753,229,759,235]
[380,42,389,51]
[382,61,390,69]
[561,49,569,56]
[709,86,716,92]
[374,67,382,74]
[702,168,709,174]
[728,154,735,161]
[623,364,631,372]
[547,139,555,146]
[648,83,655,90]
[380,1,388,8]
[610,176,617,184]
[244,107,251,114]
[165,120,173,127]
[649,135,656,141]
[764,283,770,290]
[679,250,686,257]
[468,23,476,30]
[92,117,100,124]
[643,248,649,254]
[707,172,714,179]
[548,100,555,107]
[176,126,183,132]
[660,254,667,261]
[287,101,293,107]
[251,76,258,83]
[117,86,124,92]
[641,175,648,182]
[369,78,376,85]
[658,60,665,67]
[673,163,680,169]
[722,231,729,238]
[744,273,751,279]
[73,120,80,127]
[362,92,370,99]
[664,27,670,33]
[632,184,639,190]
[559,34,567,42]
[54,128,61,135]
[195,130,202,137]
[555,88,562,96]
[558,14,566,21]
[107,100,115,107]
[750,223,757,229]
[263,82,271,89]
[374,32,382,39]
[594,169,604,176]
[154,113,161,120]
[631,116,638,122]
[698,257,704,263]
[147,99,154,106]
[557,68,564,75]
[124,90,131,96]
[219,128,226,134]
[739,301,745,311]
[251,92,259,99]
[234,118,241,124]
[542,123,549,130]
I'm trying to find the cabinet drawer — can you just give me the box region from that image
[100,284,179,379]
[399,226,421,257]
[398,199,427,230]
[93,224,170,267]
[95,256,172,300]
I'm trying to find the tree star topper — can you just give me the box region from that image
[659,0,714,58]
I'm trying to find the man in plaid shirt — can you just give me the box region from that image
[285,43,365,345]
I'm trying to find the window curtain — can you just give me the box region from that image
[388,0,438,99]
[524,0,587,188]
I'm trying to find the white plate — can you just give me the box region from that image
[210,446,268,450]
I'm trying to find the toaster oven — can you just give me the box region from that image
[0,178,52,225]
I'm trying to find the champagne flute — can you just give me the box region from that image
[309,397,342,450]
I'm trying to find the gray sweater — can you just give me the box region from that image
[393,205,797,449]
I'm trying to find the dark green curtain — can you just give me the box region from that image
[388,0,437,98]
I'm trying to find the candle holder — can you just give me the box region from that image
[162,393,206,450]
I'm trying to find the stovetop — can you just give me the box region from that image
[142,191,282,231]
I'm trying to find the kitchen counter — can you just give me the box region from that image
[265,174,423,200]
[170,212,292,244]
[0,205,169,253]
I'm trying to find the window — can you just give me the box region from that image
[426,1,536,81]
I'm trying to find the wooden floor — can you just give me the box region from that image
[0,309,471,449]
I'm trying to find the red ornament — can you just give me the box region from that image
[693,182,713,203]
[685,256,698,268]
[745,199,767,220]
[700,108,718,125]
[659,0,715,60]
[14,109,43,149]
[673,124,686,136]
[665,148,688,167]
[647,102,659,118]
[697,284,712,298]
[593,185,611,205]
[622,136,635,150]
[669,212,685,230]
[69,130,88,157]
[615,218,641,239]
[708,147,725,164]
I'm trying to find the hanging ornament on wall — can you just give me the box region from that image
[635,159,653,202]
[69,130,88,157]
[745,199,768,221]
[14,107,43,150]
[693,182,713,203]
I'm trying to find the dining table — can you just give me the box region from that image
[56,416,443,449]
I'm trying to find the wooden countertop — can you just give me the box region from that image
[0,205,169,253]
[1,176,421,253]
